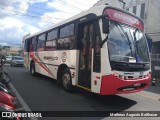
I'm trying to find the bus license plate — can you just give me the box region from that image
[134,83,141,87]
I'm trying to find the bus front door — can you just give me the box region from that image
[78,23,93,89]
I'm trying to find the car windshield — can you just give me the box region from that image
[107,22,149,63]
[14,57,23,60]
[6,56,12,59]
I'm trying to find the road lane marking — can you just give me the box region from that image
[15,107,25,111]
[136,92,160,101]
[9,83,38,120]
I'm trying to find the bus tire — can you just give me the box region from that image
[62,68,73,92]
[30,62,37,76]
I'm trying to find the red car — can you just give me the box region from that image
[0,91,16,110]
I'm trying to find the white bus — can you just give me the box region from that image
[23,5,151,95]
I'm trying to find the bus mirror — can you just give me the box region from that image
[102,18,109,34]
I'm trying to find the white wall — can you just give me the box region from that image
[146,0,160,42]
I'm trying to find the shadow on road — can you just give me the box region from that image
[4,66,138,119]
[35,73,137,112]
[76,88,137,111]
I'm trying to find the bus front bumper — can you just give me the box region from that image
[100,74,151,95]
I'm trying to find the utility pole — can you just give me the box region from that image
[118,0,126,9]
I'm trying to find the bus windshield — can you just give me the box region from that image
[107,22,149,63]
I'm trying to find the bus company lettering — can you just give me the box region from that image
[44,56,58,61]
[113,12,139,25]
[104,9,144,30]
[124,73,134,75]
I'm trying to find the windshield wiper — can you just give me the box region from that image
[133,29,142,62]
[116,23,134,56]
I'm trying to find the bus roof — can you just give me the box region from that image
[24,5,143,40]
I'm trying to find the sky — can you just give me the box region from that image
[0,0,99,46]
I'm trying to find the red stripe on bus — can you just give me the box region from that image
[30,52,54,77]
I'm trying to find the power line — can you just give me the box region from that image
[0,8,57,24]
[0,11,55,30]
[147,31,160,34]
[72,0,89,7]
[149,34,160,36]
[146,26,160,30]
[0,0,79,26]
[57,0,84,11]
[28,4,77,14]
[0,11,54,27]
[0,0,81,14]
[0,1,65,20]
[0,0,86,25]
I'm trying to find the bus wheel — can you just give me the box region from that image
[62,69,73,92]
[30,62,37,76]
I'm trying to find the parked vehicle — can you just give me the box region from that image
[0,103,20,120]
[0,102,15,111]
[0,55,6,65]
[0,91,16,109]
[0,56,19,120]
[0,58,11,87]
[6,55,12,63]
[0,83,15,97]
[10,56,24,67]
[0,84,8,93]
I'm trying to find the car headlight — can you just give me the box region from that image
[13,61,17,63]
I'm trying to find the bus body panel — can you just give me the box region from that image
[91,72,102,94]
[23,5,151,95]
[28,50,78,83]
[100,73,151,95]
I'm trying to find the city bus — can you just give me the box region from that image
[23,5,151,95]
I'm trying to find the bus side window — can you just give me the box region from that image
[24,39,31,52]
[69,36,75,49]
[57,43,60,49]
[58,23,75,50]
[28,39,32,52]
[67,42,70,49]
[30,37,37,52]
[37,33,46,51]
[46,29,57,51]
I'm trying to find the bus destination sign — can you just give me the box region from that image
[104,9,144,30]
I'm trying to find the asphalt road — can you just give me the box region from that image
[4,65,160,120]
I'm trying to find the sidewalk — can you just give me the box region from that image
[145,85,160,94]
[136,86,160,101]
